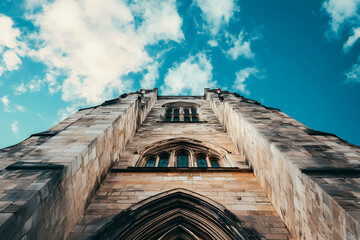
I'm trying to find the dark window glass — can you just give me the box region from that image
[191,108,197,114]
[158,153,169,167]
[145,157,156,167]
[177,153,188,167]
[166,108,172,114]
[197,157,208,168]
[192,116,198,122]
[173,116,179,122]
[165,116,171,122]
[184,116,190,122]
[184,109,190,114]
[210,160,220,168]
[174,108,180,114]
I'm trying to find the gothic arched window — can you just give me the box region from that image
[145,156,156,167]
[196,154,208,168]
[177,151,189,167]
[136,138,230,168]
[158,153,169,167]
[210,157,220,168]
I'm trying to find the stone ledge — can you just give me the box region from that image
[6,161,65,170]
[111,167,251,173]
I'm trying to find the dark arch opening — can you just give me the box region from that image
[91,189,262,240]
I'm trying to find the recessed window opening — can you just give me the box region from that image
[177,151,189,167]
[139,139,228,168]
[210,158,220,168]
[158,153,169,167]
[196,154,208,168]
[163,103,200,122]
[145,156,156,167]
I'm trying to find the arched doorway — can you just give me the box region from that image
[91,189,262,240]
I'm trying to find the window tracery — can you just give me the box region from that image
[162,102,200,122]
[136,138,229,168]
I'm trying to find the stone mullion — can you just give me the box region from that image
[189,150,194,167]
[170,150,176,167]
[206,155,211,168]
[155,155,159,167]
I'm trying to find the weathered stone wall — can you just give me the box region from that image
[115,97,245,169]
[0,89,157,239]
[68,170,290,239]
[68,96,291,239]
[206,89,360,239]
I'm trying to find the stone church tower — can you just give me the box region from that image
[0,89,359,240]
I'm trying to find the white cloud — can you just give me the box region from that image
[28,79,43,92]
[322,0,360,33]
[44,71,61,94]
[14,82,27,95]
[194,0,235,35]
[3,50,22,71]
[344,27,360,51]
[14,78,44,95]
[15,105,25,112]
[1,95,10,112]
[140,62,159,89]
[0,15,25,75]
[346,63,360,82]
[132,0,184,44]
[226,31,254,60]
[0,15,20,49]
[161,52,216,95]
[0,95,26,112]
[11,121,19,134]
[208,40,218,47]
[26,0,184,105]
[322,0,360,83]
[57,103,80,122]
[233,67,258,96]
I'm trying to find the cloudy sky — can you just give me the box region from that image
[0,0,360,148]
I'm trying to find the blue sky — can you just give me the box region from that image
[0,0,360,148]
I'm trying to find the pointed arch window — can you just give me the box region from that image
[196,154,208,168]
[177,151,189,167]
[145,156,156,167]
[158,153,169,167]
[137,138,230,168]
[210,158,220,168]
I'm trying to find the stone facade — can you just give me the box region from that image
[0,88,359,240]
[207,89,360,239]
